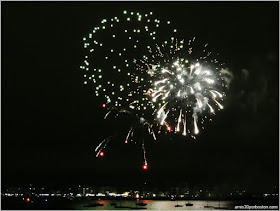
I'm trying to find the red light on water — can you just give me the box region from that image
[99,152,104,157]
[125,140,128,144]
[143,164,148,170]
[26,198,30,202]
[167,126,171,132]
[102,104,106,108]
[135,193,140,198]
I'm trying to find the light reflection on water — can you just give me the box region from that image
[74,200,234,210]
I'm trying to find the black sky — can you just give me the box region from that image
[2,2,279,192]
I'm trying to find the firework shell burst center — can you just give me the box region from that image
[81,10,229,166]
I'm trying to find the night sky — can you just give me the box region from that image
[2,2,279,193]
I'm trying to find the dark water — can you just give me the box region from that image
[74,200,233,210]
[2,198,279,210]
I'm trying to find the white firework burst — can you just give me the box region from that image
[136,37,227,137]
[81,10,229,167]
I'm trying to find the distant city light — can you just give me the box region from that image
[26,198,30,202]
[99,151,104,156]
[135,193,140,198]
[102,103,106,108]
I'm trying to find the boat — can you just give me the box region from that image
[175,205,183,207]
[185,198,193,206]
[135,202,147,206]
[204,199,213,208]
[204,205,214,208]
[175,200,183,207]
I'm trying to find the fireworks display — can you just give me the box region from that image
[81,10,228,167]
